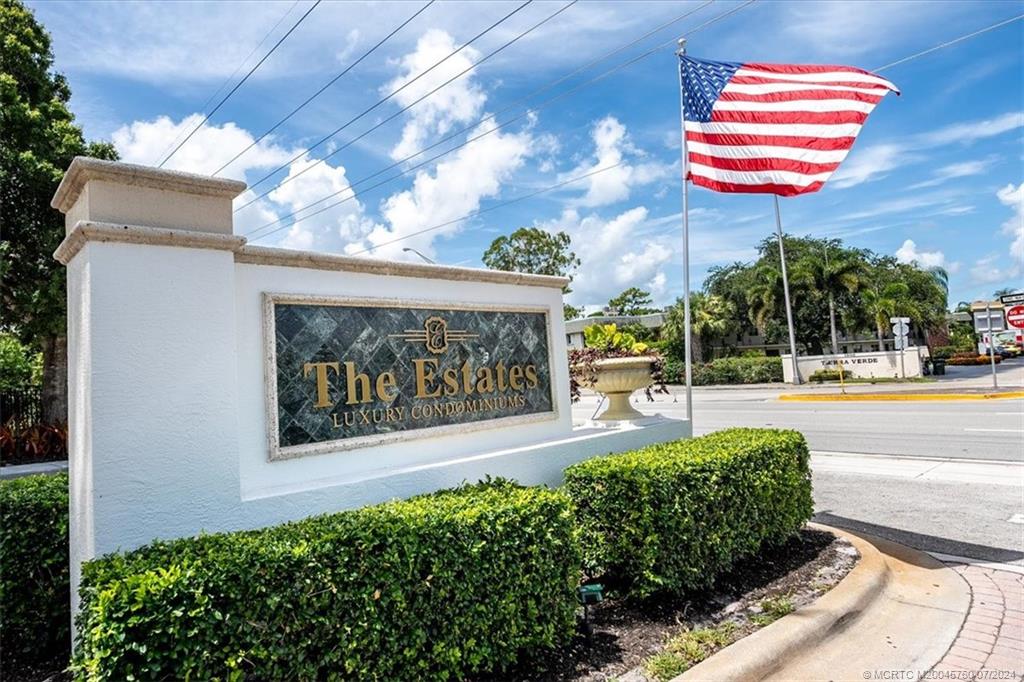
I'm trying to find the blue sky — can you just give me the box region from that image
[32,0,1024,310]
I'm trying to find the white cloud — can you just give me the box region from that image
[112,114,378,252]
[907,159,989,190]
[830,143,906,189]
[266,156,375,252]
[781,1,961,57]
[970,254,1020,286]
[348,118,533,260]
[918,112,1024,147]
[382,29,486,162]
[111,114,294,179]
[895,239,948,270]
[562,116,674,207]
[537,206,674,306]
[997,182,1024,265]
[831,112,1023,190]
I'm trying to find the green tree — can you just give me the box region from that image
[860,282,909,347]
[562,304,582,321]
[607,287,657,316]
[482,227,580,321]
[662,292,737,363]
[793,242,864,354]
[0,332,41,390]
[1,0,117,422]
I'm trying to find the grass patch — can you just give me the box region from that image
[642,597,797,680]
[750,596,795,627]
[643,622,738,681]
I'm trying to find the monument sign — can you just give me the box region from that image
[51,157,690,621]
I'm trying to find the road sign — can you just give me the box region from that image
[893,336,907,350]
[1000,292,1024,306]
[1007,305,1024,330]
[889,316,910,323]
[891,321,909,336]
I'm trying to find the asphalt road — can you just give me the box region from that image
[570,359,1024,564]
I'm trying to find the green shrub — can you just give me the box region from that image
[666,356,784,385]
[931,345,956,360]
[563,428,812,597]
[0,472,70,674]
[73,479,581,681]
[808,368,855,383]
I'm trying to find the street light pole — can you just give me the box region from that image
[986,301,998,389]
[402,247,435,264]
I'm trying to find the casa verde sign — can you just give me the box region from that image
[264,295,556,460]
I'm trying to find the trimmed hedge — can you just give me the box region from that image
[563,428,813,597]
[73,479,580,681]
[0,472,70,674]
[663,356,784,385]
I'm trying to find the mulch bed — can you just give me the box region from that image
[491,527,857,681]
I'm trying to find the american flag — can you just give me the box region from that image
[680,56,899,196]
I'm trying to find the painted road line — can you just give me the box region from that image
[781,391,1024,402]
[964,427,1024,433]
[811,450,1022,465]
[929,552,1024,574]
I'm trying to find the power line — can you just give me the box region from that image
[154,0,301,165]
[158,0,322,168]
[242,0,715,232]
[239,0,535,198]
[245,0,751,241]
[212,0,436,177]
[237,0,576,211]
[875,12,1024,73]
[348,162,625,257]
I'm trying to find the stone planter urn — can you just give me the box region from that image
[588,356,657,421]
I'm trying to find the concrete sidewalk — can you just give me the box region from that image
[811,451,1023,486]
[678,527,1024,682]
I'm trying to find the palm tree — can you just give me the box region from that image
[797,248,864,354]
[860,282,910,349]
[663,293,737,363]
[746,263,784,334]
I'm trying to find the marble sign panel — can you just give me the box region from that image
[264,295,556,460]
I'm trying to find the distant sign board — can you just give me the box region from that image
[1007,305,1024,330]
[1000,292,1024,306]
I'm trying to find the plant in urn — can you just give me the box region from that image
[569,324,666,421]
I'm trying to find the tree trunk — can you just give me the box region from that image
[876,323,884,351]
[828,293,839,355]
[690,334,703,365]
[40,335,68,425]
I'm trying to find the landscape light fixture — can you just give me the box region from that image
[577,583,604,636]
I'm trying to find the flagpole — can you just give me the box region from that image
[773,195,802,384]
[676,38,693,422]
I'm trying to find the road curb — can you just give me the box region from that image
[778,391,1024,402]
[675,523,889,682]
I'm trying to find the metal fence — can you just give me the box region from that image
[1,387,44,432]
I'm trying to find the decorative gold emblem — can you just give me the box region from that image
[390,316,477,354]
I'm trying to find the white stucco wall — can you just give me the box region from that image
[782,348,928,382]
[67,240,688,558]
